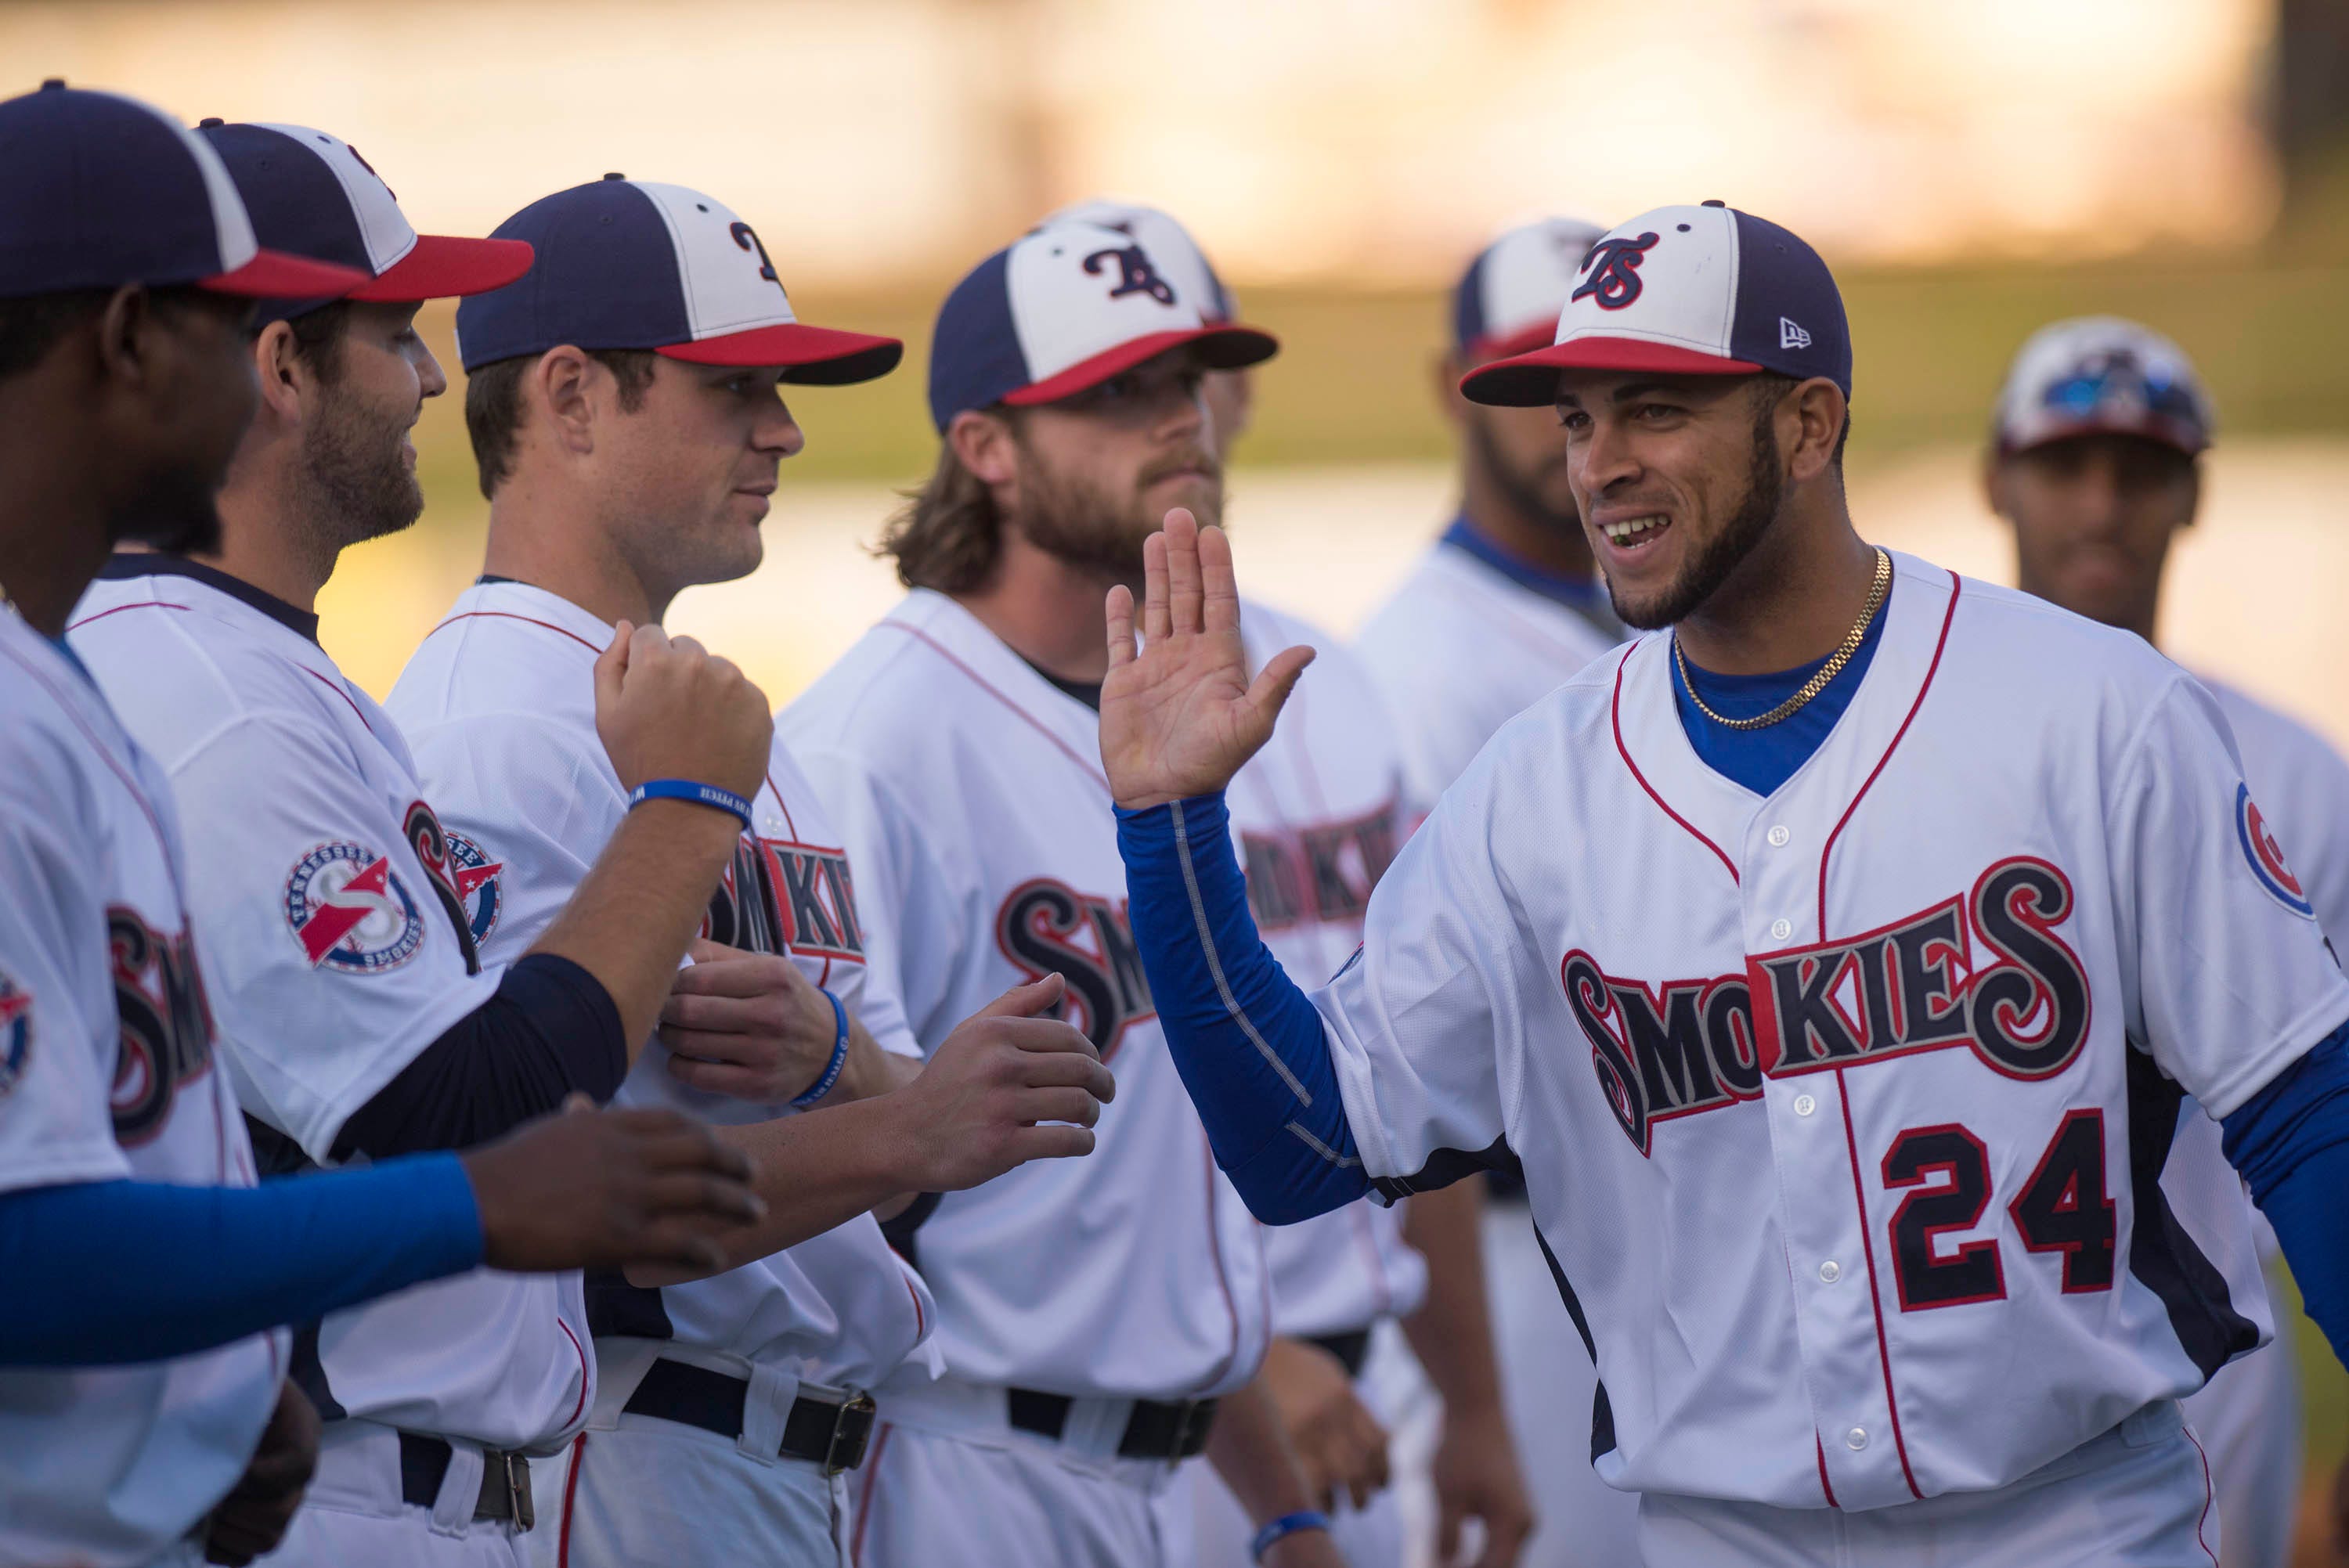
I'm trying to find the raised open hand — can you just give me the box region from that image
[1101,508,1313,809]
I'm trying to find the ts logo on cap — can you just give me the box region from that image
[1083,243,1178,306]
[1571,232,1661,311]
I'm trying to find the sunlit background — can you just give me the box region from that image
[16,0,2349,1555]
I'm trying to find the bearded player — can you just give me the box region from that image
[1104,204,2349,1563]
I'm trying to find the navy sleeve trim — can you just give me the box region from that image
[332,952,626,1160]
[0,1155,484,1366]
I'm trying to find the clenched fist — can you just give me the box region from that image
[594,622,772,800]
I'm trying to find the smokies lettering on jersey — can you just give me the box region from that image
[402,798,483,975]
[994,878,1156,1060]
[1240,795,1403,933]
[106,909,215,1145]
[1568,855,2091,1157]
[703,828,868,966]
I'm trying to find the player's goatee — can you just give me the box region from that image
[1604,401,1787,631]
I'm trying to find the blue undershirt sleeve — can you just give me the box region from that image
[1116,792,1369,1224]
[330,952,624,1162]
[0,1153,485,1366]
[2221,1021,2349,1369]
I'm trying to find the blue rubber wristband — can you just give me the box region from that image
[1250,1511,1330,1563]
[790,988,851,1108]
[629,778,754,831]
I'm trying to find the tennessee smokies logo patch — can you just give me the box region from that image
[283,842,427,973]
[445,832,506,946]
[1570,232,1660,311]
[2235,784,2312,917]
[0,969,30,1099]
[1565,856,2091,1156]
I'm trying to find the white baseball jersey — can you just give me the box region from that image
[1231,603,1427,1339]
[1355,533,1620,807]
[385,579,937,1392]
[0,607,283,1568]
[781,589,1272,1400]
[1309,553,2346,1512]
[70,560,592,1451]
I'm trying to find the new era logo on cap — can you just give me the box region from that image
[0,82,366,301]
[455,176,900,382]
[927,220,1278,432]
[1452,215,1611,360]
[1460,202,1852,407]
[1993,315,2214,457]
[195,121,532,312]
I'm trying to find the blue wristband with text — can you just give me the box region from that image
[791,988,851,1108]
[1250,1511,1330,1563]
[629,778,754,831]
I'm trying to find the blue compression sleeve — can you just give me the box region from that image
[2221,1022,2349,1368]
[1117,793,1369,1223]
[0,1154,484,1366]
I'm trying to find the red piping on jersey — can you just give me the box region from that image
[1813,1435,1838,1508]
[876,622,1111,793]
[424,609,603,655]
[1813,571,1961,1508]
[2183,1422,2218,1566]
[557,1430,586,1568]
[66,597,192,629]
[852,1421,893,1563]
[297,664,373,733]
[1609,643,1739,885]
[557,1317,590,1430]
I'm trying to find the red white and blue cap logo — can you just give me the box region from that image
[2237,784,2314,917]
[283,842,428,972]
[1044,198,1237,324]
[927,220,1279,432]
[0,969,31,1099]
[194,121,533,321]
[1452,216,1610,362]
[0,82,367,301]
[1994,316,2214,458]
[454,176,901,382]
[1460,202,1850,407]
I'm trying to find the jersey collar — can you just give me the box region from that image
[99,553,321,644]
[1441,516,1621,629]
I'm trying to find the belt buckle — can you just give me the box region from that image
[500,1451,535,1533]
[824,1390,878,1476]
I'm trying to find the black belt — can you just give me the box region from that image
[1006,1388,1221,1460]
[396,1432,533,1530]
[622,1357,878,1476]
[1308,1328,1372,1380]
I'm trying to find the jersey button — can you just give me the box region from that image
[1846,1426,1868,1451]
[1766,824,1790,847]
[1792,1093,1817,1117]
[1818,1260,1842,1283]
[1770,917,1792,941]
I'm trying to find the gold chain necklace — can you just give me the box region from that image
[1673,548,1891,731]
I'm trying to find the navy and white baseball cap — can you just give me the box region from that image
[1452,216,1610,362]
[454,175,901,381]
[1044,198,1237,323]
[1460,202,1850,406]
[927,221,1277,432]
[1993,316,2214,457]
[194,121,532,319]
[0,81,367,301]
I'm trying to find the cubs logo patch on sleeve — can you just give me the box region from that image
[2235,783,2314,917]
[283,842,428,972]
[0,970,31,1098]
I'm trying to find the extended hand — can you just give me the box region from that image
[1431,1404,1535,1568]
[1101,509,1312,809]
[1261,1336,1391,1512]
[886,973,1116,1191]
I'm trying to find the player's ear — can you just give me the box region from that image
[948,408,1019,488]
[534,345,597,456]
[1432,350,1470,428]
[1784,377,1846,485]
[1983,452,2014,524]
[249,321,305,426]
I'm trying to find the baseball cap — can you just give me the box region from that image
[1044,198,1237,323]
[453,175,901,381]
[1992,316,2214,457]
[194,121,533,322]
[927,220,1278,432]
[0,81,367,301]
[1451,216,1611,362]
[1460,202,1850,406]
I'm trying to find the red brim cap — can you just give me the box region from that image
[659,321,905,384]
[1002,324,1279,407]
[197,247,371,299]
[349,235,536,302]
[1460,335,1762,407]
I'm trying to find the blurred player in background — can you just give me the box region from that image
[1048,199,1533,1568]
[1987,315,2349,1567]
[387,175,1112,1567]
[1354,217,1637,1568]
[69,128,793,1566]
[0,81,760,1568]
